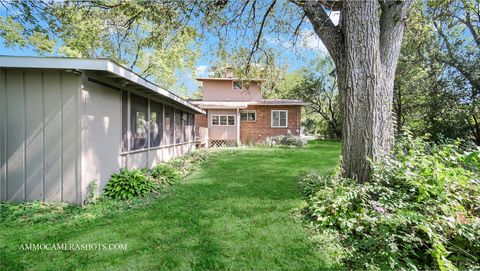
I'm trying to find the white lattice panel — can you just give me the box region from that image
[209,140,236,148]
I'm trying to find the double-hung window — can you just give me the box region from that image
[240,110,256,122]
[271,110,288,128]
[211,115,235,126]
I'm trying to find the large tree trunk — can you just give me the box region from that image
[302,0,411,182]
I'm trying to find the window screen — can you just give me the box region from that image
[130,94,148,150]
[189,114,195,141]
[175,109,182,144]
[164,105,174,145]
[122,90,128,152]
[150,101,163,147]
[181,112,187,143]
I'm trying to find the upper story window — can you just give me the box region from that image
[233,81,242,90]
[211,115,235,126]
[240,110,256,122]
[271,110,288,128]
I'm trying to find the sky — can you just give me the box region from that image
[0,5,339,96]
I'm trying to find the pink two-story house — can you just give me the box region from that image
[192,69,308,147]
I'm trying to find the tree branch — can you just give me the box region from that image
[247,0,276,67]
[379,0,414,73]
[292,0,342,60]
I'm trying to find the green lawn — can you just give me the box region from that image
[0,141,341,271]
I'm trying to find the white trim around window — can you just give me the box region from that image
[211,114,236,126]
[271,110,288,128]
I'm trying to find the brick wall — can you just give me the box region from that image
[240,105,301,144]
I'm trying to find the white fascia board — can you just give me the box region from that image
[190,101,249,109]
[0,55,108,70]
[0,55,205,114]
[248,101,310,106]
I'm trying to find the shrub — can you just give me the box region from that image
[148,164,181,185]
[300,134,480,270]
[265,134,305,147]
[168,150,209,176]
[103,168,158,200]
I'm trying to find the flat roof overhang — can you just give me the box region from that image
[196,77,264,82]
[0,55,205,114]
[191,100,309,109]
[190,101,249,109]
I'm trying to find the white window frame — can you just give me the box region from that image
[240,110,256,122]
[211,114,236,126]
[271,110,288,128]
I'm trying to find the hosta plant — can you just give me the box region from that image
[103,168,158,200]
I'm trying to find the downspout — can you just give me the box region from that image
[236,108,241,146]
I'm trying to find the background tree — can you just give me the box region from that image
[1,0,415,181]
[428,0,479,144]
[208,47,284,96]
[0,0,198,88]
[273,57,341,139]
[393,0,479,144]
[196,0,414,181]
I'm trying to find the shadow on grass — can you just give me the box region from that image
[0,140,343,271]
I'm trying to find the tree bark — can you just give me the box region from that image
[301,0,411,182]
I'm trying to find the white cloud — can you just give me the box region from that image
[298,30,328,53]
[330,11,340,25]
[196,65,209,77]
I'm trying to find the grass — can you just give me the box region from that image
[0,140,341,271]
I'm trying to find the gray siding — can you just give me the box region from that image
[25,70,44,200]
[1,69,81,203]
[81,78,122,192]
[6,69,25,201]
[0,69,6,200]
[1,67,198,204]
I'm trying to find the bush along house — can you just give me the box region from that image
[0,56,204,203]
[192,68,308,147]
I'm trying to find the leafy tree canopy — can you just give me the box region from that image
[0,0,199,88]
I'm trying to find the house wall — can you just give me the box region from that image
[0,68,82,203]
[81,78,123,196]
[240,105,302,144]
[82,74,197,195]
[207,109,238,141]
[202,80,262,102]
[1,68,199,204]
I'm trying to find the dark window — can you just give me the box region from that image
[130,94,148,150]
[211,115,235,126]
[150,101,163,147]
[164,105,174,145]
[122,91,128,152]
[212,115,219,125]
[240,110,256,122]
[228,116,235,125]
[233,81,242,90]
[272,110,288,128]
